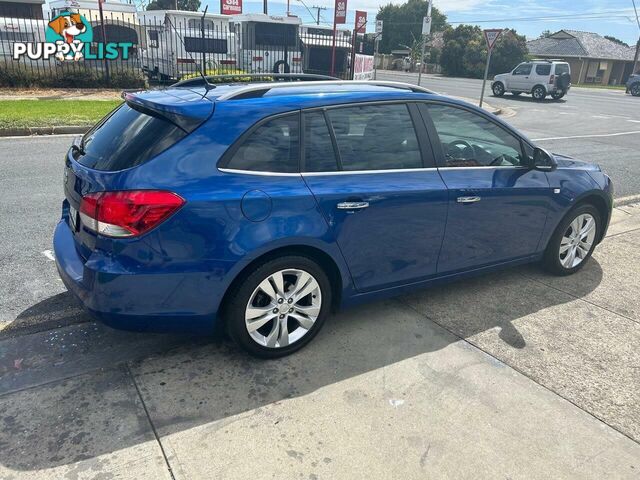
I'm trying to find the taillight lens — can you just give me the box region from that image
[549,74,555,85]
[79,190,185,238]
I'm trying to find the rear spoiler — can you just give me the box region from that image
[122,90,214,133]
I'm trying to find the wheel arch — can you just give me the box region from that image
[220,243,348,317]
[572,192,611,244]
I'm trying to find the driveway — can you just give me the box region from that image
[0,135,639,479]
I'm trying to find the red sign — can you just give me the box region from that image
[221,0,242,15]
[355,10,367,34]
[334,0,347,24]
[483,29,502,51]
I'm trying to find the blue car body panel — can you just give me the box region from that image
[53,83,614,333]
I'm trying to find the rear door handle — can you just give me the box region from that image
[457,196,481,204]
[337,201,369,210]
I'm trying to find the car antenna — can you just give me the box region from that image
[164,10,214,92]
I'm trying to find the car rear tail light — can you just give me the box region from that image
[177,58,195,64]
[79,190,185,238]
[549,74,555,85]
[253,56,263,61]
[220,59,236,65]
[292,57,301,63]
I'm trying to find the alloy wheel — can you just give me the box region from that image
[244,269,322,348]
[559,213,596,269]
[631,83,640,97]
[533,87,545,100]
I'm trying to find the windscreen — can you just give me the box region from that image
[76,104,187,171]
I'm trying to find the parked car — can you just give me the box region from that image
[626,73,640,96]
[492,60,571,100]
[54,80,613,358]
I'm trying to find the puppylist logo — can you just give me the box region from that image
[12,12,133,62]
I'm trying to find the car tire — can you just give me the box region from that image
[273,60,291,74]
[543,204,601,276]
[631,83,640,97]
[492,82,505,97]
[224,255,332,358]
[532,85,546,101]
[551,90,565,100]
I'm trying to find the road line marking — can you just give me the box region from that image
[533,130,640,141]
[627,120,640,123]
[42,250,55,261]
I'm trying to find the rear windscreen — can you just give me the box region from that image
[76,104,187,171]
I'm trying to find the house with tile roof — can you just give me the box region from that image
[527,30,639,86]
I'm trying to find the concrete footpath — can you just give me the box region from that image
[1,205,639,479]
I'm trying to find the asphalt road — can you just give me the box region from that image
[377,70,640,199]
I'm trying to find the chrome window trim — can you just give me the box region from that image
[302,167,439,176]
[218,167,302,177]
[219,166,530,176]
[438,165,529,171]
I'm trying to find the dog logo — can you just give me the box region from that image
[45,13,92,62]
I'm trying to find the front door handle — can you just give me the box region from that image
[337,201,369,210]
[457,196,481,204]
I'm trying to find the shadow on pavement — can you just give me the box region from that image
[1,292,90,340]
[0,260,604,472]
[492,93,568,105]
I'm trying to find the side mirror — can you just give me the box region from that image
[531,147,557,171]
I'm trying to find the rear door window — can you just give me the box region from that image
[77,104,187,171]
[326,104,422,171]
[225,113,300,173]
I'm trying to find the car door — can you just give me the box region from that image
[301,103,449,292]
[418,102,552,274]
[509,63,533,91]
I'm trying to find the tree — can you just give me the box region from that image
[146,0,200,11]
[376,0,447,55]
[440,26,528,78]
[539,30,552,38]
[604,35,629,47]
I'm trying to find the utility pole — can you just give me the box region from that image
[312,5,326,25]
[263,0,267,15]
[632,0,640,73]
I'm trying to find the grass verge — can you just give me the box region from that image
[0,99,122,129]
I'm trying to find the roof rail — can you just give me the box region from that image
[173,73,339,88]
[215,80,436,101]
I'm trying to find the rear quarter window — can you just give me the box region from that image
[77,104,187,171]
[223,113,300,173]
[535,64,551,76]
[555,64,570,75]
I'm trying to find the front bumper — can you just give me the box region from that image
[53,220,223,333]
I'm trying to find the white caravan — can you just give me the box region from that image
[230,14,302,74]
[299,24,351,77]
[138,10,236,81]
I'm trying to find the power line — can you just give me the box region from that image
[311,5,327,25]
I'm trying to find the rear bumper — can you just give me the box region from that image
[53,220,224,333]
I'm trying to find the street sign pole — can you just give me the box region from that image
[479,29,502,108]
[417,1,431,86]
[374,19,382,80]
[374,38,379,79]
[479,48,493,108]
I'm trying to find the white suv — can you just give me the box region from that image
[492,60,571,101]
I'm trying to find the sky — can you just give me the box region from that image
[45,0,640,45]
[199,0,640,45]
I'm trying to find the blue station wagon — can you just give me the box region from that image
[54,80,614,357]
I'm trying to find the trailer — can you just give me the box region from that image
[299,24,351,78]
[138,10,236,81]
[230,14,302,74]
